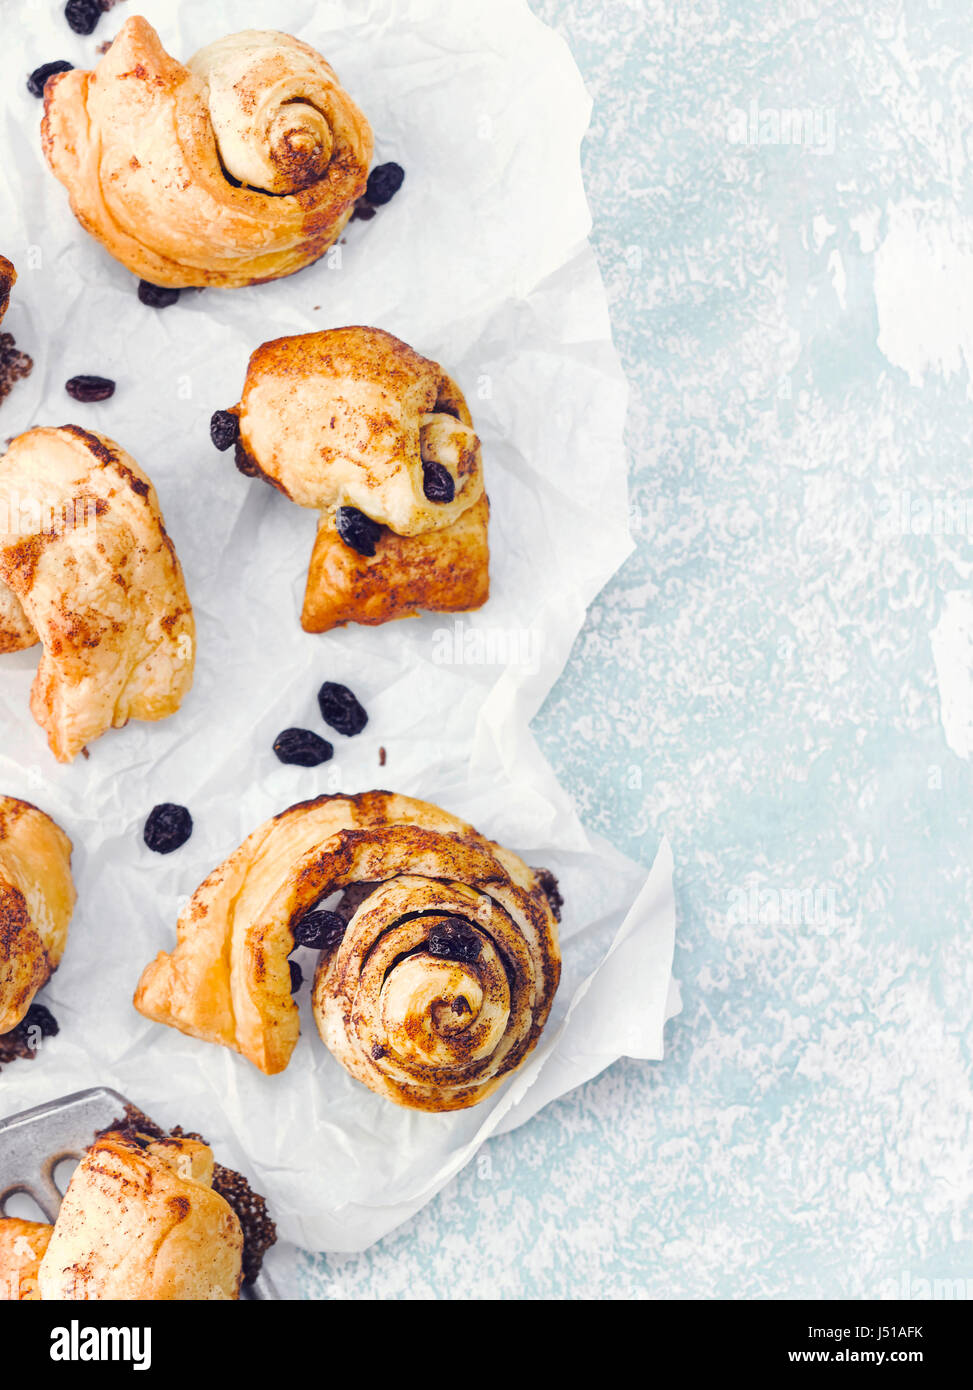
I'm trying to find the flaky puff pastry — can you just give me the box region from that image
[134,792,561,1110]
[35,1132,243,1301]
[0,1219,52,1301]
[229,327,490,631]
[42,18,372,289]
[0,426,195,762]
[0,797,75,1036]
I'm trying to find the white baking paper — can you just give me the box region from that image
[0,0,678,1260]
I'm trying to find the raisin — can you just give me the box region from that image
[292,909,345,951]
[27,60,73,98]
[427,919,482,964]
[351,203,377,221]
[535,868,563,922]
[365,162,405,206]
[137,280,180,308]
[422,462,455,503]
[451,996,470,1016]
[65,0,103,36]
[65,374,114,402]
[289,960,304,992]
[335,506,382,556]
[370,1043,386,1061]
[143,803,193,854]
[210,410,239,451]
[273,728,333,767]
[23,1002,59,1039]
[317,681,368,737]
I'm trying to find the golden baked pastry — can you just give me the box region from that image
[0,257,14,326]
[36,1131,243,1300]
[227,327,490,631]
[0,1218,51,1301]
[0,796,75,1036]
[0,426,195,762]
[42,17,372,289]
[135,791,561,1110]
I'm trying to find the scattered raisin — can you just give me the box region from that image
[210,409,239,451]
[335,506,382,556]
[137,280,180,308]
[535,868,563,922]
[292,910,345,951]
[370,1043,386,1061]
[273,728,333,767]
[365,162,405,206]
[23,1002,59,1039]
[65,374,115,402]
[427,919,482,964]
[27,60,73,98]
[289,960,304,992]
[65,0,103,36]
[351,203,377,221]
[422,462,455,503]
[143,803,193,854]
[317,681,368,737]
[451,996,470,1016]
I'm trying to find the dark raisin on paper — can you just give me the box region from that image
[143,803,193,854]
[427,919,482,964]
[273,728,333,767]
[422,461,455,503]
[335,506,382,557]
[293,909,346,951]
[137,280,180,308]
[65,0,103,36]
[365,162,405,206]
[317,681,368,737]
[0,1003,59,1067]
[289,960,304,993]
[27,60,73,98]
[210,410,239,451]
[65,374,115,403]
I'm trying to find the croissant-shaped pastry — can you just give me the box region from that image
[41,17,373,289]
[0,257,14,326]
[34,1131,243,1300]
[226,327,490,631]
[0,797,75,1036]
[134,792,561,1110]
[0,426,195,761]
[0,1219,51,1300]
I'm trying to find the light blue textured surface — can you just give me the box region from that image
[300,0,973,1298]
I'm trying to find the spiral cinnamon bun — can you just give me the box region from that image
[41,18,373,289]
[0,796,75,1037]
[0,258,14,326]
[134,792,561,1111]
[226,327,490,631]
[0,426,195,761]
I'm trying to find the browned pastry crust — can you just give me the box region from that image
[0,426,195,761]
[0,258,14,326]
[41,18,372,289]
[0,1218,51,1300]
[134,791,561,1110]
[231,327,490,630]
[0,796,75,1036]
[36,1131,243,1300]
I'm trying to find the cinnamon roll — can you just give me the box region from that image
[41,17,373,289]
[224,327,490,631]
[0,258,14,327]
[0,797,75,1037]
[134,792,561,1111]
[0,426,195,761]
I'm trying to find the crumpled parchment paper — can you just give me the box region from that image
[0,0,678,1260]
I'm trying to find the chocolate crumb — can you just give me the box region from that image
[378,746,386,767]
[0,332,33,408]
[0,1002,59,1068]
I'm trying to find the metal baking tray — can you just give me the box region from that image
[0,1086,278,1300]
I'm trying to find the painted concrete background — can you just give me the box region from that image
[301,0,973,1298]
